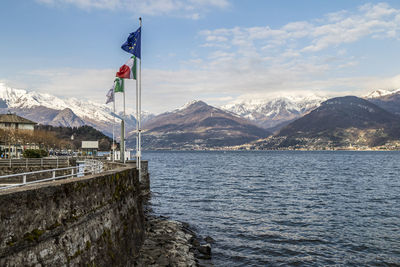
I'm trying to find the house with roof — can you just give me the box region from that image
[0,112,36,131]
[0,112,37,158]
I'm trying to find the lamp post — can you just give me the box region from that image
[71,134,74,155]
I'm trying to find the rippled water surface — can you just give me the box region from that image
[143,151,400,266]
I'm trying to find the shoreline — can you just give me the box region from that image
[131,196,213,267]
[132,214,213,266]
[141,149,400,152]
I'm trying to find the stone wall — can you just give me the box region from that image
[104,161,149,193]
[0,163,146,266]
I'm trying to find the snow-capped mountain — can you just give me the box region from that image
[0,82,152,136]
[132,100,270,149]
[365,88,400,99]
[221,94,326,130]
[365,88,400,116]
[7,80,400,140]
[0,83,115,123]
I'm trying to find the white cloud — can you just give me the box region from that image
[324,10,349,22]
[191,3,400,106]
[35,0,229,18]
[7,62,400,115]
[16,2,400,113]
[24,68,116,101]
[201,2,400,53]
[359,2,397,19]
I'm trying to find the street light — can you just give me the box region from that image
[71,134,75,154]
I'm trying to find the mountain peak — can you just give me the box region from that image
[0,83,155,136]
[50,108,85,128]
[138,101,270,149]
[221,94,326,129]
[323,95,367,105]
[0,83,129,123]
[365,88,400,99]
[321,96,399,115]
[278,95,398,138]
[176,100,207,111]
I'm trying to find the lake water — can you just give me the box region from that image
[143,151,400,266]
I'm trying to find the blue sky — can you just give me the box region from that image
[2,0,400,113]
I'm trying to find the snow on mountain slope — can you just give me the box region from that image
[0,82,156,137]
[0,82,115,123]
[221,94,326,129]
[365,88,400,99]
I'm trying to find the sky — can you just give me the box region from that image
[2,0,400,114]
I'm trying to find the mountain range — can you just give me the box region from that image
[0,82,327,132]
[2,81,400,150]
[0,83,153,136]
[366,89,400,116]
[127,100,271,149]
[221,94,325,130]
[246,95,400,150]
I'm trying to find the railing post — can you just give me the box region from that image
[41,158,43,167]
[52,171,56,181]
[23,175,26,184]
[57,157,59,168]
[71,168,74,178]
[26,158,28,168]
[9,158,11,168]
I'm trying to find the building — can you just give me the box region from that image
[0,113,36,131]
[0,112,37,158]
[81,141,99,156]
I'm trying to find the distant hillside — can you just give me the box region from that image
[50,108,86,127]
[249,96,400,149]
[128,100,271,149]
[36,125,115,151]
[366,89,400,116]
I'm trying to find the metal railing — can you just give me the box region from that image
[0,160,103,190]
[0,157,71,168]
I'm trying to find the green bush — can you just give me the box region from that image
[39,149,48,157]
[23,149,48,158]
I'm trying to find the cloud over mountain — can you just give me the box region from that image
[5,2,400,114]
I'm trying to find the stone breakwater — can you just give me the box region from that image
[0,159,213,267]
[0,162,146,266]
[133,214,213,267]
[0,159,212,266]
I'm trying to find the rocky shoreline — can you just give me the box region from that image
[132,214,213,266]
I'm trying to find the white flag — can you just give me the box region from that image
[105,87,114,104]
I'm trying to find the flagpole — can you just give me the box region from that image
[112,95,115,162]
[123,84,126,163]
[136,56,139,169]
[138,17,142,178]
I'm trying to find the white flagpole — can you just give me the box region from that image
[138,17,142,177]
[123,83,126,163]
[112,93,115,162]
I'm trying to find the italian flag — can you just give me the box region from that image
[114,77,124,93]
[116,56,137,79]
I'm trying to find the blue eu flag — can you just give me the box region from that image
[121,27,141,59]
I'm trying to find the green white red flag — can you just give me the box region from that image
[116,56,137,79]
[114,77,124,93]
